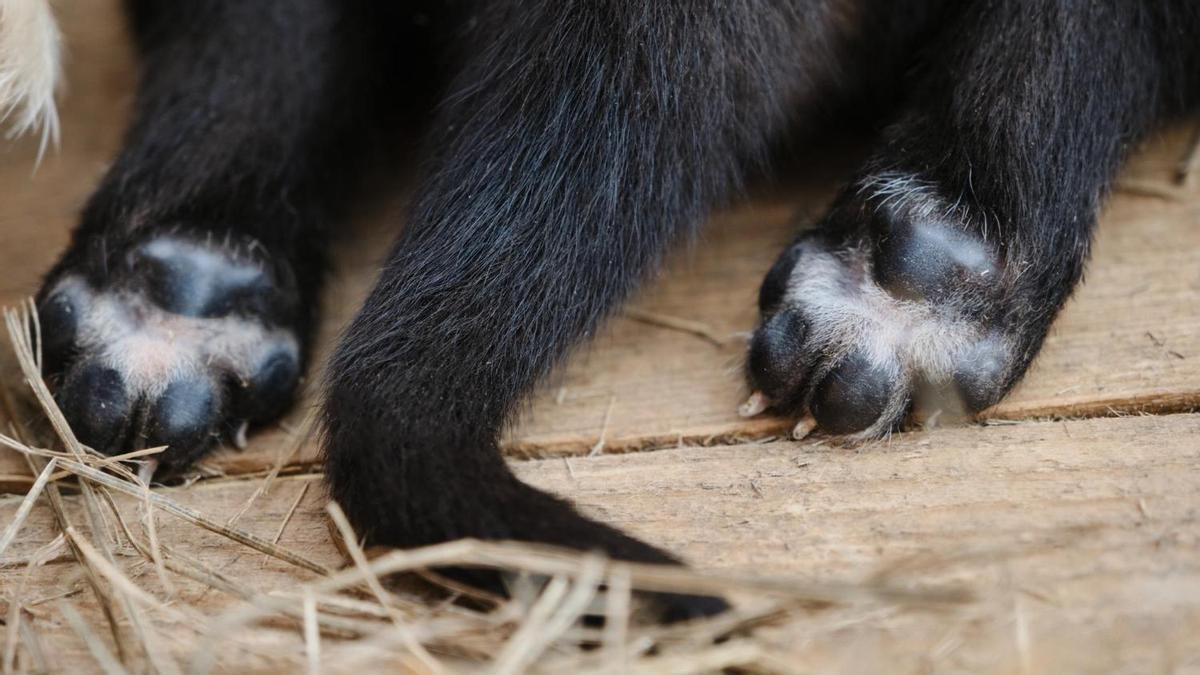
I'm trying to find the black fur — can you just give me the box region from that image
[36,0,1200,620]
[747,2,1200,434]
[37,0,387,471]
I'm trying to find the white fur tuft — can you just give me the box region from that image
[0,0,62,160]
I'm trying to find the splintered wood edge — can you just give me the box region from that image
[982,389,1200,421]
[5,392,1199,494]
[502,416,795,459]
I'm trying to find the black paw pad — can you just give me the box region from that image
[36,283,84,372]
[652,591,731,624]
[810,352,898,435]
[129,238,273,318]
[747,308,810,404]
[872,214,999,303]
[146,377,221,457]
[231,349,301,422]
[757,243,804,314]
[59,364,132,454]
[951,335,1012,412]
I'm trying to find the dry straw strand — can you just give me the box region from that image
[2,297,980,673]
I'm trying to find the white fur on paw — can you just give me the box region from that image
[782,244,1008,385]
[749,174,1018,437]
[49,274,299,399]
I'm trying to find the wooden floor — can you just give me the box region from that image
[2,3,1200,672]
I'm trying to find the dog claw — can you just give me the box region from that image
[137,458,159,485]
[738,391,770,418]
[232,420,249,450]
[791,414,817,440]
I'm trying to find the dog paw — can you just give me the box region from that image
[647,590,731,623]
[745,173,1022,438]
[37,233,305,475]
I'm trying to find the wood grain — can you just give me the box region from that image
[3,414,1198,671]
[513,413,1200,672]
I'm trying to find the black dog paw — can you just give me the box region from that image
[37,233,305,476]
[746,173,1022,438]
[647,590,730,624]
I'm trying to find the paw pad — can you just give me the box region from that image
[745,174,1019,438]
[129,238,277,318]
[58,364,132,453]
[871,209,1000,304]
[809,350,897,434]
[38,234,304,474]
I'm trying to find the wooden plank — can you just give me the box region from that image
[0,473,345,672]
[517,413,1200,577]
[514,413,1200,673]
[4,414,1198,671]
[3,0,1199,489]
[0,472,341,576]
